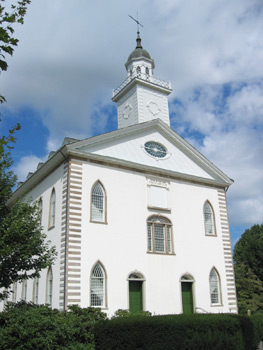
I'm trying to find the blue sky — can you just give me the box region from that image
[1,0,263,246]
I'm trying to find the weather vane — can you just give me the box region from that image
[129,13,143,33]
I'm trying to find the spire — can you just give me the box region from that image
[136,30,142,49]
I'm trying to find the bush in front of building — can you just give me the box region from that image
[112,308,152,318]
[250,314,263,349]
[94,313,254,350]
[0,301,107,350]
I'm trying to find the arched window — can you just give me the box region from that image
[90,262,106,307]
[209,268,221,305]
[145,67,149,77]
[38,197,43,225]
[136,66,141,75]
[91,181,106,223]
[204,201,216,235]
[21,280,27,301]
[49,188,56,228]
[46,267,53,305]
[147,216,173,254]
[12,282,17,303]
[33,276,39,304]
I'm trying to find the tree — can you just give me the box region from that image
[234,224,263,314]
[0,0,31,103]
[0,126,57,301]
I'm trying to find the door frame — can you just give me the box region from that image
[180,273,195,314]
[127,271,145,312]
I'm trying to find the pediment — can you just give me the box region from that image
[68,120,233,186]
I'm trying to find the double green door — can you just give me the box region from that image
[181,282,194,314]
[129,281,143,313]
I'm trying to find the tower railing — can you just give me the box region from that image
[112,71,172,98]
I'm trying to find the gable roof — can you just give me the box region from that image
[10,119,233,204]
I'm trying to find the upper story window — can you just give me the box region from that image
[204,201,216,236]
[147,215,173,254]
[136,66,141,75]
[48,188,56,228]
[90,262,106,308]
[144,141,167,159]
[36,197,43,225]
[91,181,106,223]
[209,268,221,305]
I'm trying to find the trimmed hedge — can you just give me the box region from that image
[94,314,253,350]
[250,314,263,349]
[0,301,107,350]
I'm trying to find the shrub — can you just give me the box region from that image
[94,314,253,350]
[112,308,152,318]
[0,301,107,350]
[250,314,263,349]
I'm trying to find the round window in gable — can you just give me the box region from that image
[144,141,167,159]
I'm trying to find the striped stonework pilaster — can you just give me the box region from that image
[65,160,83,308]
[217,189,238,313]
[59,161,69,310]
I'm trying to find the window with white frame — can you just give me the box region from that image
[90,263,105,307]
[46,267,53,306]
[209,268,221,305]
[204,201,216,235]
[147,216,173,254]
[33,276,39,304]
[49,188,56,228]
[91,181,106,223]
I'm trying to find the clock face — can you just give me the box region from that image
[144,141,167,158]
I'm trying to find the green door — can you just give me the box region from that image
[181,282,194,314]
[129,281,143,313]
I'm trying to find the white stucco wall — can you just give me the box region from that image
[78,160,232,316]
[1,156,235,316]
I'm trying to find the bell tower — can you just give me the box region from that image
[112,31,172,129]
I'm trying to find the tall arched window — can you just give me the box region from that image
[147,216,173,254]
[21,280,27,301]
[49,188,56,228]
[38,197,43,225]
[90,262,106,307]
[12,282,17,303]
[33,276,39,304]
[46,267,53,305]
[204,201,216,235]
[209,268,221,305]
[91,181,106,223]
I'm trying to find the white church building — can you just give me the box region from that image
[2,32,238,315]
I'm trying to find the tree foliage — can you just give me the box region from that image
[234,224,263,315]
[0,126,56,301]
[0,0,31,103]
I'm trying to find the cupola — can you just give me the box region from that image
[113,32,172,129]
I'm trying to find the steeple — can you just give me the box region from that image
[112,32,172,129]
